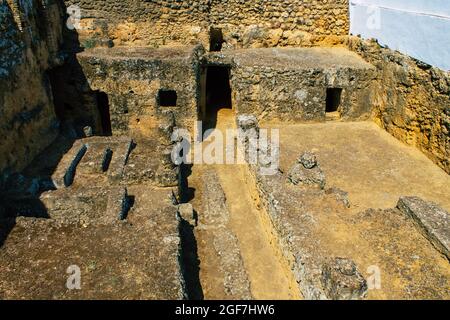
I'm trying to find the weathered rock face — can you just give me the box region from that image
[76,46,204,136]
[63,0,350,49]
[347,37,450,174]
[397,197,449,260]
[288,151,326,190]
[222,47,377,122]
[0,0,64,174]
[321,257,368,300]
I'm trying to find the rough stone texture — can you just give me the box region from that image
[177,203,196,226]
[321,258,368,300]
[249,167,450,300]
[248,122,450,300]
[51,140,85,188]
[106,187,130,222]
[76,46,204,135]
[346,37,450,174]
[63,0,350,49]
[197,169,253,300]
[397,197,449,260]
[299,152,318,169]
[220,48,376,122]
[0,187,185,299]
[0,0,64,174]
[326,187,351,209]
[47,135,178,190]
[288,152,326,190]
[0,130,186,299]
[237,114,259,132]
[107,138,134,182]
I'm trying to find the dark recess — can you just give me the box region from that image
[96,91,112,136]
[326,88,342,113]
[210,27,224,52]
[158,90,178,107]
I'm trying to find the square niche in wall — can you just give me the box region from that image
[158,90,178,107]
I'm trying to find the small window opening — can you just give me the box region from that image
[210,28,224,52]
[158,90,178,107]
[326,88,342,113]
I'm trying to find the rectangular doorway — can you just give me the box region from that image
[326,88,342,121]
[201,66,232,131]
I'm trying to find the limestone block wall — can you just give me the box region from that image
[62,0,350,49]
[76,46,203,137]
[0,0,65,174]
[346,37,450,174]
[214,48,376,122]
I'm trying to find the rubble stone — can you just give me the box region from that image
[299,151,318,169]
[321,258,368,300]
[288,153,326,190]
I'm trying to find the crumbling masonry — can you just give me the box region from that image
[0,0,449,300]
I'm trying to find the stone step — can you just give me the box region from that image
[398,197,450,260]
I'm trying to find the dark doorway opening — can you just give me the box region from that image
[204,66,232,131]
[158,90,178,107]
[209,28,224,52]
[96,92,112,136]
[206,66,232,115]
[326,88,342,113]
[46,68,66,120]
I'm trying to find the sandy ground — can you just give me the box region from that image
[266,121,450,212]
[259,120,450,299]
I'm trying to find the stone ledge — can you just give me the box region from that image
[397,196,450,260]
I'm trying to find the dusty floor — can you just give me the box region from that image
[0,186,183,300]
[0,136,184,300]
[267,121,450,212]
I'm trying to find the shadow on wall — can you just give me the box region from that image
[202,66,233,136]
[0,0,108,247]
[0,135,77,247]
[45,40,113,136]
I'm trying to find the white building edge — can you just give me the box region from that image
[349,0,450,71]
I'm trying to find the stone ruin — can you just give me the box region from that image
[0,0,449,300]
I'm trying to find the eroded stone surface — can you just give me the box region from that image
[288,152,326,190]
[249,122,450,300]
[397,197,450,260]
[197,169,253,300]
[322,258,368,300]
[0,188,184,300]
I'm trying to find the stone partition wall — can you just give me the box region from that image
[206,47,376,122]
[0,0,65,174]
[63,0,349,49]
[76,46,204,136]
[346,37,450,174]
